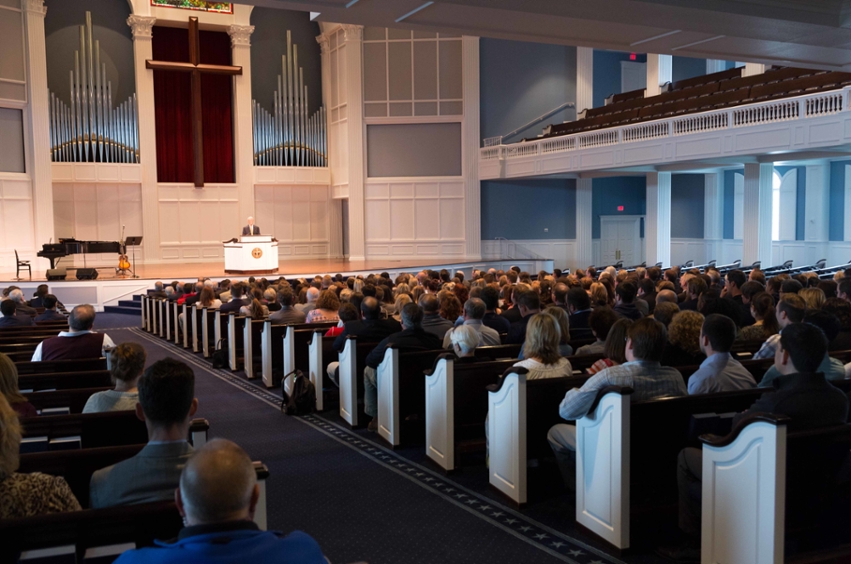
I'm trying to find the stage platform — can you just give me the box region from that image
[0,256,554,311]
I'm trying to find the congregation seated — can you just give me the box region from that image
[575,306,618,356]
[566,287,593,332]
[8,288,37,317]
[0,299,33,328]
[325,303,358,337]
[33,294,65,323]
[738,291,779,341]
[0,394,81,518]
[296,287,320,314]
[547,317,687,487]
[113,438,326,564]
[90,358,198,508]
[752,293,806,359]
[149,281,168,299]
[241,298,269,320]
[513,312,573,379]
[660,310,706,367]
[442,297,500,348]
[28,284,65,312]
[306,290,340,324]
[31,304,113,361]
[0,352,37,417]
[220,282,249,314]
[506,289,541,344]
[688,314,757,395]
[83,342,146,413]
[448,324,481,360]
[586,317,631,374]
[542,305,574,356]
[420,293,454,339]
[270,287,307,325]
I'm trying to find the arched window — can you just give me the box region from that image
[772,169,797,241]
[772,170,782,241]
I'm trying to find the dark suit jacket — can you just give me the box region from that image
[0,315,34,328]
[641,292,657,314]
[506,313,535,345]
[242,225,261,236]
[14,303,36,317]
[333,318,402,353]
[734,372,849,432]
[679,297,699,311]
[501,306,523,325]
[482,312,510,335]
[219,297,248,314]
[365,327,442,369]
[569,309,592,331]
[727,294,755,327]
[613,302,642,320]
[34,310,65,323]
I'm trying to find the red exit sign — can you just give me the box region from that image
[617,205,624,211]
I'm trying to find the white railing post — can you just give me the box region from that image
[376,346,400,446]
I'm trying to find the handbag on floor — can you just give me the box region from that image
[211,339,229,369]
[281,369,316,416]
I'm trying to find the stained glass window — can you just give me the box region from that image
[150,0,233,14]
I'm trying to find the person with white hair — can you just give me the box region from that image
[449,324,480,358]
[9,289,36,317]
[297,287,320,315]
[241,216,260,236]
[113,439,325,564]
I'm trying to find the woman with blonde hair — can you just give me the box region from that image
[83,343,146,413]
[241,298,269,320]
[392,294,412,322]
[306,290,341,323]
[544,305,573,356]
[589,282,609,308]
[587,318,632,375]
[0,394,81,518]
[661,310,706,366]
[514,313,573,379]
[0,353,36,418]
[799,287,826,311]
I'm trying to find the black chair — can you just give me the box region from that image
[15,250,31,281]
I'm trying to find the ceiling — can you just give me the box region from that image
[244,0,851,70]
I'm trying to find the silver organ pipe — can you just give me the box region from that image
[252,30,326,167]
[48,12,139,163]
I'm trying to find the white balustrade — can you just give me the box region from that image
[622,122,668,143]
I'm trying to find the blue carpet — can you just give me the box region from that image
[94,312,142,330]
[114,327,634,564]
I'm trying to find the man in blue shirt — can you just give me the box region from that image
[688,314,756,395]
[115,438,325,564]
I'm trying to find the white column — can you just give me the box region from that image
[576,47,593,111]
[706,60,726,74]
[317,33,342,259]
[704,172,724,261]
[844,165,851,242]
[646,172,672,267]
[645,54,672,96]
[127,15,159,263]
[742,163,773,266]
[22,0,54,270]
[343,24,365,261]
[575,178,593,270]
[228,24,256,223]
[805,164,829,258]
[742,63,766,77]
[463,36,481,261]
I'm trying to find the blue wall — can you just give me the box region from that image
[591,177,646,238]
[672,56,706,83]
[592,51,645,109]
[830,161,851,241]
[480,38,576,142]
[481,180,576,240]
[671,174,705,238]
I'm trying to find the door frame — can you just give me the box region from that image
[600,215,643,266]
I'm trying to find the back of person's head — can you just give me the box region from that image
[138,358,195,428]
[781,279,803,295]
[701,314,736,353]
[278,287,295,307]
[69,304,95,331]
[749,269,766,285]
[419,293,440,314]
[639,278,655,296]
[523,313,562,365]
[0,352,25,405]
[480,285,500,311]
[653,301,680,327]
[567,287,591,311]
[668,310,704,356]
[822,297,851,329]
[361,284,377,298]
[360,296,381,320]
[231,282,244,298]
[838,278,851,298]
[306,287,320,303]
[315,289,340,311]
[799,287,826,310]
[726,269,746,289]
[9,289,24,303]
[616,281,637,304]
[777,294,806,324]
[552,283,569,305]
[604,318,633,363]
[338,303,359,323]
[464,298,486,320]
[516,290,540,312]
[740,281,765,302]
[0,300,15,317]
[35,284,49,298]
[0,394,21,481]
[656,289,677,305]
[686,277,707,298]
[803,310,841,343]
[400,303,424,329]
[627,317,668,362]
[179,439,256,524]
[198,287,215,306]
[779,322,828,373]
[588,307,619,341]
[109,343,147,384]
[41,294,58,310]
[450,324,479,356]
[544,305,571,344]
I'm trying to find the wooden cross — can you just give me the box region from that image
[146,17,242,187]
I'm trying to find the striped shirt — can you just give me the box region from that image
[557,360,686,420]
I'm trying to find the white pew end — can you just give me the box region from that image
[425,354,456,472]
[377,345,400,447]
[338,336,359,427]
[487,366,530,505]
[308,329,326,411]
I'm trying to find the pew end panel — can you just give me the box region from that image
[253,462,271,531]
[261,320,274,388]
[377,345,400,448]
[700,414,788,564]
[339,336,359,428]
[576,386,634,551]
[425,355,456,472]
[282,325,296,394]
[486,367,529,505]
[308,330,326,411]
[173,301,181,345]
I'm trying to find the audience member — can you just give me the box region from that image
[8,289,36,317]
[723,270,755,326]
[513,313,573,379]
[823,297,851,351]
[688,314,756,395]
[661,310,705,367]
[0,300,34,328]
[220,282,248,314]
[90,358,198,508]
[305,290,340,323]
[479,285,510,334]
[113,439,325,564]
[655,289,678,306]
[506,290,541,344]
[0,395,81,518]
[297,287,320,314]
[443,298,500,348]
[241,298,269,320]
[638,278,657,315]
[752,294,806,359]
[420,294,455,339]
[738,292,779,341]
[547,318,686,488]
[586,318,632,374]
[392,294,412,322]
[33,294,65,323]
[566,287,593,333]
[575,307,618,356]
[31,305,113,361]
[543,305,573,357]
[83,343,146,413]
[799,287,826,311]
[652,301,680,327]
[326,303,359,338]
[270,288,307,325]
[679,277,706,312]
[439,294,463,326]
[0,353,37,417]
[759,310,846,386]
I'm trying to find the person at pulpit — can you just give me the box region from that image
[242,217,260,236]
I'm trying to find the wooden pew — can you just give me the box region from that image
[338,336,383,428]
[1,463,270,562]
[308,330,339,411]
[260,321,336,390]
[16,358,107,375]
[19,371,112,392]
[243,318,265,380]
[24,387,111,415]
[227,313,247,372]
[700,416,851,564]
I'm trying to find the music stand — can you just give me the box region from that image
[124,237,143,279]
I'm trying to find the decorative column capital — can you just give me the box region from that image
[316,33,331,55]
[127,15,156,39]
[23,0,46,16]
[227,24,255,48]
[342,24,363,42]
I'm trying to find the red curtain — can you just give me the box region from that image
[152,26,235,184]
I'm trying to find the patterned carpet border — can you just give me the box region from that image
[129,327,625,564]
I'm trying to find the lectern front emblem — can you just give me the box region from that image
[252,248,263,259]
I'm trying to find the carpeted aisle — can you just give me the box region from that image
[103,321,626,564]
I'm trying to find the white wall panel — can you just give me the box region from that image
[0,176,34,271]
[254,184,331,259]
[157,183,239,263]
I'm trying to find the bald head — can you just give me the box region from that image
[178,439,257,526]
[656,289,678,305]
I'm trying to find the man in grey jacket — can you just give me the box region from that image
[90,358,198,508]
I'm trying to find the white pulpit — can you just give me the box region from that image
[224,236,279,274]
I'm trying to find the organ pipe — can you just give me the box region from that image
[48,12,139,163]
[252,30,326,167]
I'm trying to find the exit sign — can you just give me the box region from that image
[617,205,624,211]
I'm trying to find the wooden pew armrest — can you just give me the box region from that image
[698,412,790,447]
[189,418,210,434]
[485,366,529,393]
[424,353,456,376]
[586,385,633,415]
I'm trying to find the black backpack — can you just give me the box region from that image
[211,339,229,369]
[281,370,316,416]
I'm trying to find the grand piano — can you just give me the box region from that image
[37,239,122,269]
